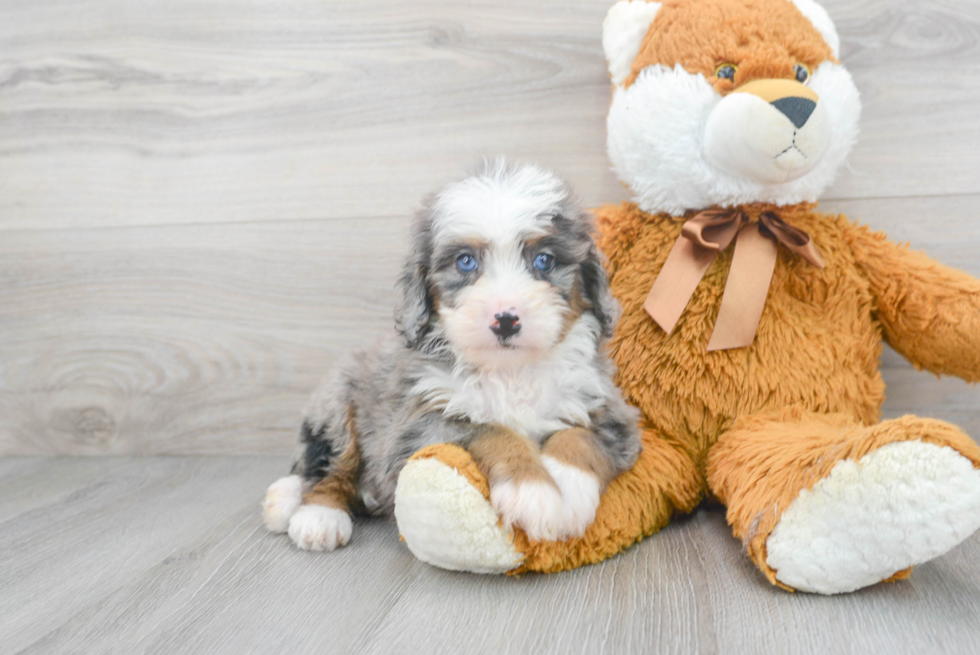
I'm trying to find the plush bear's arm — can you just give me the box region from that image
[594,202,650,277]
[846,222,980,381]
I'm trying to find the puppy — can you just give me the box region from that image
[262,161,640,552]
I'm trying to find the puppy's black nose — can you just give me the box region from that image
[491,312,521,339]
[771,96,816,129]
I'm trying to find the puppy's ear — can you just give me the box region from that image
[395,214,434,349]
[580,243,619,339]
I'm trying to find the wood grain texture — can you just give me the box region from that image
[2,0,980,455]
[1,457,978,655]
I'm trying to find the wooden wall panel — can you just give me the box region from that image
[1,0,978,454]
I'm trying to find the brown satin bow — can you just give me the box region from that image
[644,208,825,351]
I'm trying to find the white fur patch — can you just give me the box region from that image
[394,457,524,573]
[542,455,602,539]
[789,0,841,58]
[766,441,980,594]
[431,161,568,247]
[607,61,860,214]
[603,1,662,87]
[414,315,616,440]
[490,478,564,542]
[287,504,353,552]
[262,474,303,533]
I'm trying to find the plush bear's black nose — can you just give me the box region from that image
[491,313,521,339]
[771,96,816,129]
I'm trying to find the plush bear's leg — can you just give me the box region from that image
[707,409,980,594]
[395,426,702,574]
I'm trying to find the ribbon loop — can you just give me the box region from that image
[680,209,747,251]
[644,207,825,351]
[758,212,825,269]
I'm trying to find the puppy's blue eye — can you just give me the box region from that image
[456,254,478,272]
[533,253,555,272]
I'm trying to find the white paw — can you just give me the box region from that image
[287,505,353,552]
[767,441,980,594]
[490,478,564,542]
[262,475,303,533]
[542,455,602,539]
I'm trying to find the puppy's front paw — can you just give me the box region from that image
[490,479,564,542]
[287,505,353,552]
[542,456,601,539]
[263,475,304,533]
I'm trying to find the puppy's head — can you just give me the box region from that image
[395,161,615,369]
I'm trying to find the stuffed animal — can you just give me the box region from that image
[392,0,980,593]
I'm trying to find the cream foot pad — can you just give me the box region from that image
[395,457,524,574]
[767,441,980,594]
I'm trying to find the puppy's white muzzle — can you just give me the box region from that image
[441,273,565,369]
[704,78,830,185]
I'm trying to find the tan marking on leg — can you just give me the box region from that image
[468,424,554,490]
[543,427,615,488]
[302,411,363,513]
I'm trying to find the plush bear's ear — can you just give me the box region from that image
[602,1,662,87]
[788,0,840,58]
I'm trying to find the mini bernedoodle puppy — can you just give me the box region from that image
[263,161,640,552]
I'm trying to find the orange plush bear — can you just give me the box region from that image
[393,0,980,594]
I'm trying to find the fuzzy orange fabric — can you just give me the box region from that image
[600,202,888,464]
[847,226,980,381]
[624,0,836,92]
[589,201,980,586]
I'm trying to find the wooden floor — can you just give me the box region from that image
[1,456,979,655]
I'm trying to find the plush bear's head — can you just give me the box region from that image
[603,0,860,215]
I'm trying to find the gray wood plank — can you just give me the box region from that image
[0,458,129,525]
[1,0,979,233]
[0,457,290,653]
[0,0,627,231]
[0,218,407,455]
[2,457,979,655]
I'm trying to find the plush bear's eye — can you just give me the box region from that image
[456,253,478,272]
[532,253,555,272]
[715,64,737,82]
[794,64,810,84]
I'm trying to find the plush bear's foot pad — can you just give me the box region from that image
[766,441,980,594]
[395,456,524,573]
